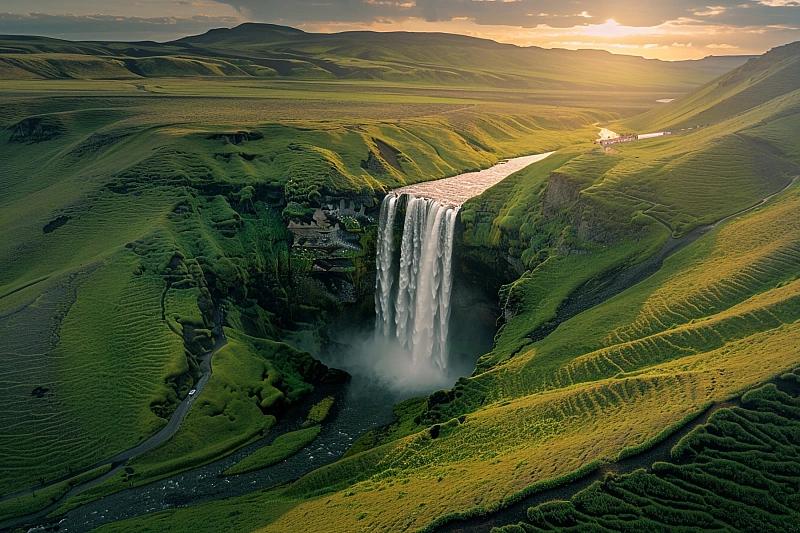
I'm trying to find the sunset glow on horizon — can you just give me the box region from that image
[1,0,798,60]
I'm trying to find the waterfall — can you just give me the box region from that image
[350,154,553,391]
[374,193,459,372]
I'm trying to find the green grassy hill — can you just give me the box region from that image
[0,25,797,533]
[0,78,610,499]
[88,180,800,533]
[495,374,800,533]
[175,24,749,90]
[622,40,800,132]
[64,39,800,533]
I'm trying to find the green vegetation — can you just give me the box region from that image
[622,41,800,132]
[1,22,798,533]
[457,44,800,374]
[0,464,111,521]
[223,426,322,476]
[494,374,800,532]
[101,177,799,533]
[0,247,190,495]
[0,46,639,497]
[94,40,798,533]
[0,24,744,99]
[126,332,301,470]
[305,396,335,427]
[221,394,334,477]
[0,83,560,496]
[49,329,334,512]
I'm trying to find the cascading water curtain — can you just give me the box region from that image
[375,193,459,371]
[375,194,398,338]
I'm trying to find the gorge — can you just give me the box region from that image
[0,152,558,533]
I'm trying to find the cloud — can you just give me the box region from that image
[694,5,728,16]
[0,0,798,59]
[297,13,800,59]
[206,0,800,29]
[0,12,241,41]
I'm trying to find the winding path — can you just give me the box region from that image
[0,315,227,531]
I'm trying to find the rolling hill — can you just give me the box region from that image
[77,39,800,533]
[0,23,750,92]
[0,80,612,504]
[0,22,798,533]
[622,40,800,132]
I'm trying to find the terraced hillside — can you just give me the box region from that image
[495,373,800,533]
[74,42,800,533]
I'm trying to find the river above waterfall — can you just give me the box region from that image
[393,152,554,207]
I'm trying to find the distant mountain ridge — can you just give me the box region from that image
[176,22,752,63]
[176,22,307,45]
[0,22,758,91]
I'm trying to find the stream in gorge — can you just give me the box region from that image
[13,153,553,533]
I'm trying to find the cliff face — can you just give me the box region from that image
[283,191,380,347]
[541,172,582,218]
[541,171,643,255]
[454,160,663,361]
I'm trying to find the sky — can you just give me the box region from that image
[0,0,798,60]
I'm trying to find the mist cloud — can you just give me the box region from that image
[324,331,470,396]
